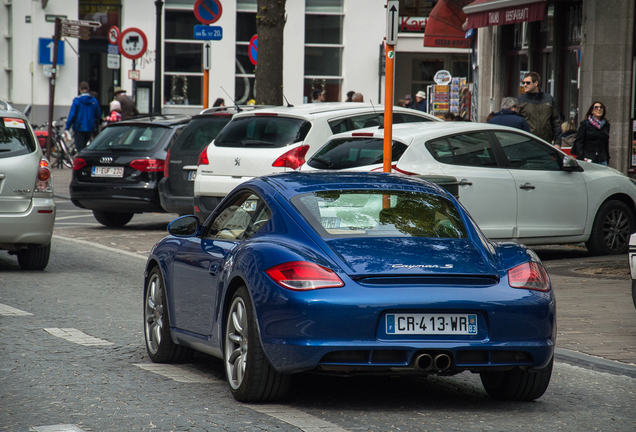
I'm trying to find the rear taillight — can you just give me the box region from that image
[35,158,52,191]
[198,145,210,166]
[265,261,344,291]
[73,158,86,170]
[130,159,165,172]
[164,150,170,178]
[508,262,550,292]
[272,145,309,170]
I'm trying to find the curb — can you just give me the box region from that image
[555,347,636,378]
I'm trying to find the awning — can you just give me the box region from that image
[463,0,546,30]
[424,0,472,49]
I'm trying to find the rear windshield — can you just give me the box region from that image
[307,138,407,170]
[291,190,467,239]
[88,124,170,151]
[214,116,311,148]
[0,117,36,158]
[171,116,232,153]
[329,112,434,134]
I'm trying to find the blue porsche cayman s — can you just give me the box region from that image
[143,172,556,402]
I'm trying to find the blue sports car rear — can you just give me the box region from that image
[143,172,556,402]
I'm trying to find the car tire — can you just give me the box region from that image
[224,285,290,402]
[92,210,134,227]
[586,200,635,256]
[17,243,51,270]
[480,356,553,401]
[632,279,636,310]
[144,267,194,363]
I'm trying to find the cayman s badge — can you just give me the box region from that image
[235,158,241,166]
[100,157,113,164]
[392,264,454,269]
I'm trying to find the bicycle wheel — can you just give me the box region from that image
[58,138,74,168]
[49,140,73,169]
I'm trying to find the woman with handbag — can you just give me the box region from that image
[572,101,610,165]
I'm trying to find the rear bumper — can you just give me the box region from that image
[158,177,193,215]
[193,195,223,221]
[70,180,164,213]
[0,197,55,248]
[194,173,254,199]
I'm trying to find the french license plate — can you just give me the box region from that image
[385,313,477,335]
[188,171,196,181]
[92,166,124,178]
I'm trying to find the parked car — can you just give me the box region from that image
[192,103,441,219]
[628,234,636,309]
[301,122,636,255]
[70,115,190,227]
[159,106,267,215]
[0,100,55,269]
[143,172,555,402]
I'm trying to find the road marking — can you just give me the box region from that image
[249,405,349,432]
[44,328,114,346]
[33,425,87,432]
[53,234,148,260]
[0,303,32,316]
[133,363,217,383]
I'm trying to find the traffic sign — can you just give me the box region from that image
[129,70,140,80]
[107,44,119,55]
[107,54,120,69]
[194,25,222,40]
[38,38,64,66]
[118,27,148,60]
[386,0,399,45]
[108,26,120,45]
[203,41,211,70]
[194,0,222,25]
[248,34,258,66]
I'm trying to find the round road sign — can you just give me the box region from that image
[249,34,258,66]
[108,26,120,45]
[194,0,223,25]
[118,27,148,61]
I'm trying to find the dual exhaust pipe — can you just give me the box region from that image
[414,352,452,372]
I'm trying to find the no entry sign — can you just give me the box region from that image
[118,27,147,60]
[248,34,258,66]
[194,0,223,25]
[108,26,119,45]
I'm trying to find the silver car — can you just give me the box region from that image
[0,101,56,270]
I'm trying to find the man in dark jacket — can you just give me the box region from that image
[114,87,139,120]
[487,97,531,132]
[518,72,561,145]
[65,81,101,152]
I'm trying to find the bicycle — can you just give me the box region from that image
[34,118,75,169]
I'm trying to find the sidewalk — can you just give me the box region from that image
[49,166,636,374]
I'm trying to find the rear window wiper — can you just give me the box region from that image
[310,157,333,168]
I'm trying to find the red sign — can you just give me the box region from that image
[118,27,147,61]
[248,34,258,66]
[108,26,120,45]
[194,0,223,25]
[465,0,546,30]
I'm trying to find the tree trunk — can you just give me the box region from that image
[255,0,286,106]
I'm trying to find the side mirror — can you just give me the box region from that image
[168,215,201,237]
[562,155,583,171]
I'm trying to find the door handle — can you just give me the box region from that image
[209,264,218,276]
[458,179,473,186]
[519,182,535,190]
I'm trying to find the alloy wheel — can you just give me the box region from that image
[602,208,631,252]
[225,296,248,390]
[145,273,164,356]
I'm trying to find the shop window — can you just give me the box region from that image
[79,0,120,39]
[567,3,583,45]
[235,10,257,104]
[165,10,200,40]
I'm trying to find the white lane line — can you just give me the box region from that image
[33,425,87,432]
[249,405,349,432]
[52,234,148,260]
[0,303,32,316]
[133,363,217,383]
[44,328,114,346]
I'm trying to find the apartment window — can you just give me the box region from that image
[236,1,257,104]
[304,0,343,102]
[164,9,203,106]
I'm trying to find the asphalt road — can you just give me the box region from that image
[0,196,635,431]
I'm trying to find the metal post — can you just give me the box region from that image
[383,41,395,174]
[154,0,164,115]
[46,18,62,162]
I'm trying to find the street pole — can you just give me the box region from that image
[46,18,62,162]
[154,0,164,115]
[383,1,398,174]
[203,42,210,109]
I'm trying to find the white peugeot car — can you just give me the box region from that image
[193,103,440,219]
[301,121,636,256]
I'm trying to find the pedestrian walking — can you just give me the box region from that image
[559,120,577,150]
[113,87,139,120]
[442,112,455,121]
[487,97,531,132]
[213,98,225,107]
[397,99,406,107]
[414,91,427,112]
[352,92,364,102]
[65,81,101,153]
[403,94,413,108]
[572,101,610,165]
[312,89,325,103]
[518,72,561,145]
[106,100,122,124]
[345,91,355,102]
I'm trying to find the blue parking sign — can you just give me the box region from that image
[39,38,64,66]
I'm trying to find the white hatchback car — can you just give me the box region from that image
[302,121,636,255]
[0,101,56,269]
[193,103,440,219]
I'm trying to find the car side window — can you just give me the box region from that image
[205,192,272,240]
[494,131,561,171]
[427,133,497,167]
